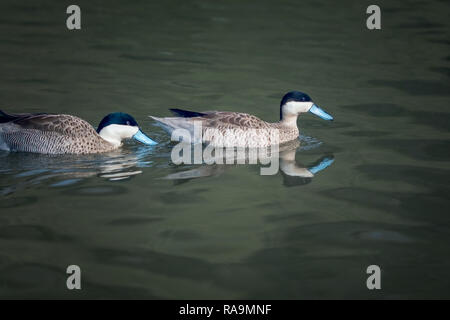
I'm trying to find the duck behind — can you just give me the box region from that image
[0,111,157,154]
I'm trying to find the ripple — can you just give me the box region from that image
[0,196,37,208]
[0,263,63,291]
[159,229,204,241]
[107,217,164,226]
[353,230,414,243]
[368,79,450,96]
[298,135,322,150]
[0,145,159,195]
[411,111,450,131]
[370,139,450,162]
[339,103,407,117]
[301,119,353,129]
[357,164,450,192]
[396,19,444,29]
[430,66,450,77]
[119,54,205,65]
[0,225,73,242]
[99,170,143,181]
[322,187,402,211]
[342,130,388,137]
[281,174,312,187]
[67,185,128,196]
[338,103,450,132]
[94,248,215,280]
[50,179,82,187]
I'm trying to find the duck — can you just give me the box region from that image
[163,139,335,181]
[0,111,157,154]
[150,91,333,148]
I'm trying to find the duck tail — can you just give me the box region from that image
[169,108,207,118]
[0,110,16,123]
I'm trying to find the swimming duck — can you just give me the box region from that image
[0,111,157,154]
[150,91,333,147]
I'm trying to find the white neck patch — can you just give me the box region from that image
[98,124,139,146]
[282,101,314,116]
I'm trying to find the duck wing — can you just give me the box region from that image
[162,109,270,129]
[169,108,208,118]
[0,110,49,124]
[0,110,96,136]
[201,111,271,130]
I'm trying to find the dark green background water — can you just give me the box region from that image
[0,0,449,299]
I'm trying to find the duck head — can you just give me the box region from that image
[280,91,333,126]
[97,112,157,147]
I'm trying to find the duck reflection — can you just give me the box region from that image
[163,139,334,185]
[97,146,155,181]
[0,146,156,195]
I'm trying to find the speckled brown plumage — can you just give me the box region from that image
[151,110,300,147]
[0,111,116,154]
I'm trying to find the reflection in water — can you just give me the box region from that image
[0,145,157,196]
[0,137,334,195]
[0,136,334,195]
[163,138,334,185]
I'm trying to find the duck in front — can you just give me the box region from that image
[150,91,333,147]
[0,111,157,154]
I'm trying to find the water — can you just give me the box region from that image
[0,0,449,299]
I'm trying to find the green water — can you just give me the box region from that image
[0,0,449,299]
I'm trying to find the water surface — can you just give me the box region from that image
[0,0,449,299]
